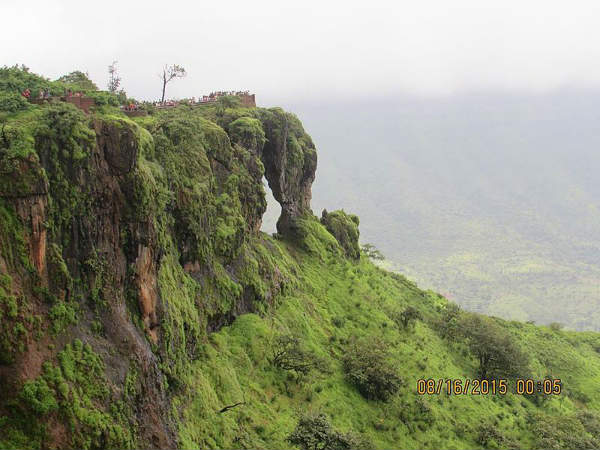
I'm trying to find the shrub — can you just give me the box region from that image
[0,65,56,98]
[532,413,600,450]
[216,95,242,109]
[392,306,422,329]
[460,314,530,380]
[549,322,563,332]
[360,243,384,260]
[436,302,462,341]
[343,338,402,401]
[271,334,327,376]
[287,413,371,450]
[577,410,600,436]
[86,90,121,107]
[0,91,29,113]
[331,316,345,328]
[49,301,77,335]
[476,423,517,449]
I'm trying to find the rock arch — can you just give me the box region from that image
[256,108,317,236]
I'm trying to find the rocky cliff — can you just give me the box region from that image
[3,69,600,450]
[0,99,333,449]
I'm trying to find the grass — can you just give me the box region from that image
[174,232,600,449]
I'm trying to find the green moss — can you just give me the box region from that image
[0,121,37,159]
[228,117,266,151]
[0,207,37,363]
[127,156,171,228]
[255,107,317,186]
[294,216,343,259]
[157,251,203,384]
[19,378,58,415]
[320,209,361,260]
[83,249,108,307]
[34,102,96,244]
[0,198,35,272]
[2,340,136,449]
[47,243,73,295]
[0,274,17,319]
[214,188,246,258]
[48,301,77,335]
[124,366,139,400]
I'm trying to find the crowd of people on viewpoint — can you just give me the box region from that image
[146,90,253,109]
[21,87,86,100]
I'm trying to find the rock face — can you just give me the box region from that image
[0,101,324,449]
[0,155,49,277]
[1,105,175,449]
[95,118,140,175]
[135,245,160,343]
[257,108,317,236]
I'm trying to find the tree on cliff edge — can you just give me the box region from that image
[159,64,186,103]
[107,61,121,93]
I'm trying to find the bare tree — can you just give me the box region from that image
[159,64,186,103]
[107,61,121,93]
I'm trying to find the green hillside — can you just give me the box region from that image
[176,236,600,449]
[290,96,600,331]
[1,66,599,449]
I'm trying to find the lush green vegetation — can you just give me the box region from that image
[173,232,600,449]
[287,413,371,450]
[0,65,124,113]
[1,66,600,449]
[1,339,136,449]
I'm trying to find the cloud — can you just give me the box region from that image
[3,0,600,101]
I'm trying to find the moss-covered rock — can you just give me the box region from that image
[320,209,361,259]
[94,116,140,175]
[228,116,266,153]
[255,108,317,236]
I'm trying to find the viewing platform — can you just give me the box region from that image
[155,91,256,109]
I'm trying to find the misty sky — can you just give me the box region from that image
[3,1,600,103]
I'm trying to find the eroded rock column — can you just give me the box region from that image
[257,108,317,236]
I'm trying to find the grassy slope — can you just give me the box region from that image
[175,230,600,450]
[298,97,600,331]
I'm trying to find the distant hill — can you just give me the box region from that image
[275,91,600,330]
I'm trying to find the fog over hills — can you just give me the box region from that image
[264,90,600,330]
